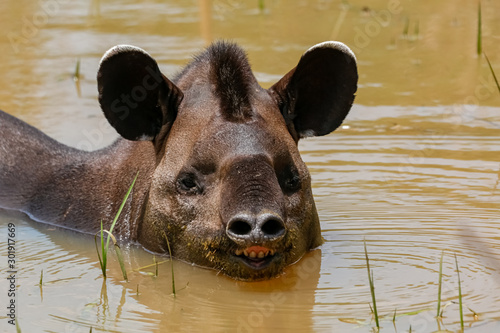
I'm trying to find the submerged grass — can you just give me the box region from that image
[95,172,138,280]
[364,240,380,330]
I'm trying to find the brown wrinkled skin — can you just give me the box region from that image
[138,89,323,280]
[0,41,357,280]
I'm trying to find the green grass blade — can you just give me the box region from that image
[95,173,138,280]
[477,1,482,55]
[100,230,126,280]
[101,220,107,275]
[114,244,128,281]
[258,0,265,11]
[395,307,433,317]
[455,254,464,330]
[16,318,21,333]
[166,236,176,296]
[39,269,43,286]
[403,17,409,37]
[106,172,139,248]
[154,255,158,277]
[100,172,138,276]
[437,251,444,317]
[132,260,170,272]
[484,54,500,95]
[74,58,81,80]
[163,231,176,297]
[94,225,106,278]
[364,240,379,329]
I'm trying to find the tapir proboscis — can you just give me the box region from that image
[0,41,357,280]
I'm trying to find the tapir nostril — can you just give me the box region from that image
[227,219,252,236]
[226,213,286,242]
[261,218,285,237]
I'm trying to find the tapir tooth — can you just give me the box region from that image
[235,249,243,256]
[257,251,265,258]
[249,251,257,258]
[270,249,275,256]
[243,249,249,257]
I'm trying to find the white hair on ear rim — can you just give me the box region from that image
[304,41,357,63]
[300,129,317,138]
[99,45,152,68]
[136,134,155,141]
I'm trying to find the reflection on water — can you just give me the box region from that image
[0,0,500,332]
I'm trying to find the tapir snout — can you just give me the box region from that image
[0,41,357,280]
[222,155,286,244]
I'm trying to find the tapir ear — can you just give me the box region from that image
[97,45,183,141]
[269,41,357,140]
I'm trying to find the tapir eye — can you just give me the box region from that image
[176,172,202,195]
[284,174,301,192]
[277,163,302,194]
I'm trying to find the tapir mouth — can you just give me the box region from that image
[233,245,277,270]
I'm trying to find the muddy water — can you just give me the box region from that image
[1,0,500,332]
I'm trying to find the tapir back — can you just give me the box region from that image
[0,110,68,211]
[0,109,155,236]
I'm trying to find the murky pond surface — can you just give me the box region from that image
[1,0,500,332]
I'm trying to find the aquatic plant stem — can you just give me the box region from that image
[455,254,464,330]
[477,2,482,55]
[163,231,176,297]
[16,318,21,333]
[95,172,138,279]
[484,54,500,95]
[74,58,81,81]
[364,240,380,330]
[107,172,138,246]
[258,0,265,11]
[154,255,158,277]
[437,251,444,317]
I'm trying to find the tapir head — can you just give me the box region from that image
[97,41,357,280]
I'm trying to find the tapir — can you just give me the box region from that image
[0,41,357,280]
